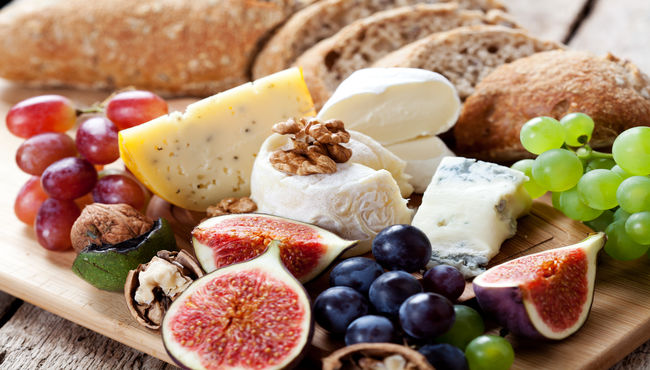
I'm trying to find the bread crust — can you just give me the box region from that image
[295,3,517,109]
[0,0,299,97]
[454,50,650,162]
[252,0,507,79]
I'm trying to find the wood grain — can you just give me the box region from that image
[500,0,587,42]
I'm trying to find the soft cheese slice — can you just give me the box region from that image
[119,68,315,211]
[317,68,460,145]
[386,135,455,193]
[251,133,413,255]
[412,157,532,277]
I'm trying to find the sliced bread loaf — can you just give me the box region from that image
[295,3,518,108]
[252,0,507,79]
[455,50,650,162]
[374,25,562,100]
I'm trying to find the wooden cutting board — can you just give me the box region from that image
[1,81,649,369]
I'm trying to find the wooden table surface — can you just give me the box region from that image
[1,0,650,369]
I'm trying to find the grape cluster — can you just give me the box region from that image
[513,113,650,260]
[316,225,515,370]
[7,91,168,251]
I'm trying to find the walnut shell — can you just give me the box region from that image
[322,343,434,370]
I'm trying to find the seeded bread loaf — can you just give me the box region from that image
[252,0,507,79]
[455,50,650,162]
[373,26,562,100]
[0,0,305,96]
[295,3,518,109]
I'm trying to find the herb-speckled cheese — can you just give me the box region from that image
[411,157,532,277]
[119,68,315,211]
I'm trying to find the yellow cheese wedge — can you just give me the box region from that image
[119,68,315,211]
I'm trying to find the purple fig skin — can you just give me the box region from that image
[473,284,545,340]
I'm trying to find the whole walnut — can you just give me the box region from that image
[70,203,154,253]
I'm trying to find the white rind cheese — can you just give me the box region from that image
[251,133,413,255]
[317,68,460,146]
[386,135,455,193]
[411,157,532,277]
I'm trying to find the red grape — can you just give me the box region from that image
[105,90,168,130]
[35,198,80,251]
[76,116,119,164]
[41,157,97,200]
[6,95,76,138]
[93,174,147,209]
[14,176,49,225]
[15,132,77,175]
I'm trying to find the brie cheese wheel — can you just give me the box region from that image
[317,68,460,146]
[251,133,413,255]
[411,157,532,277]
[386,136,455,193]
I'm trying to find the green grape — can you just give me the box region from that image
[436,305,485,350]
[560,112,594,146]
[614,207,631,223]
[612,126,650,175]
[519,116,565,155]
[511,159,547,199]
[586,158,616,172]
[465,335,514,370]
[555,187,603,221]
[625,212,650,245]
[576,169,623,210]
[612,165,633,180]
[585,210,614,232]
[532,149,583,192]
[551,191,561,209]
[604,220,649,260]
[616,176,650,214]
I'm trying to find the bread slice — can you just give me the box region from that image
[252,0,507,79]
[295,3,518,108]
[455,50,650,162]
[0,0,301,97]
[374,26,562,100]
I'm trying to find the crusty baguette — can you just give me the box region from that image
[455,50,650,162]
[374,26,562,100]
[0,0,302,96]
[252,0,507,79]
[295,3,518,109]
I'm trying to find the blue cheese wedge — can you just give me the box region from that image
[411,157,532,277]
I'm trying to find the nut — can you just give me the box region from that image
[124,250,204,330]
[70,203,154,253]
[270,117,352,175]
[322,343,433,370]
[206,196,257,217]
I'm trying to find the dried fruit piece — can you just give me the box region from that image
[473,233,605,340]
[192,214,356,283]
[125,250,204,330]
[162,241,313,370]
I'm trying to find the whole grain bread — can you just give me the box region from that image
[374,26,562,100]
[295,3,518,109]
[455,50,650,162]
[252,0,507,79]
[0,0,303,97]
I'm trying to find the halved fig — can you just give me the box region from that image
[473,232,605,340]
[192,214,357,283]
[162,240,313,370]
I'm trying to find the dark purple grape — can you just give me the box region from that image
[399,292,455,339]
[369,271,422,318]
[419,343,469,370]
[314,286,369,334]
[41,157,97,200]
[372,224,431,272]
[75,116,120,164]
[35,198,80,251]
[345,315,397,346]
[93,174,147,210]
[422,265,466,301]
[15,132,77,175]
[330,257,384,295]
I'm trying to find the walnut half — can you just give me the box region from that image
[206,196,257,217]
[322,343,433,370]
[270,117,352,175]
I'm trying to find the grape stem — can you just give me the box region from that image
[575,145,613,160]
[76,106,104,116]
